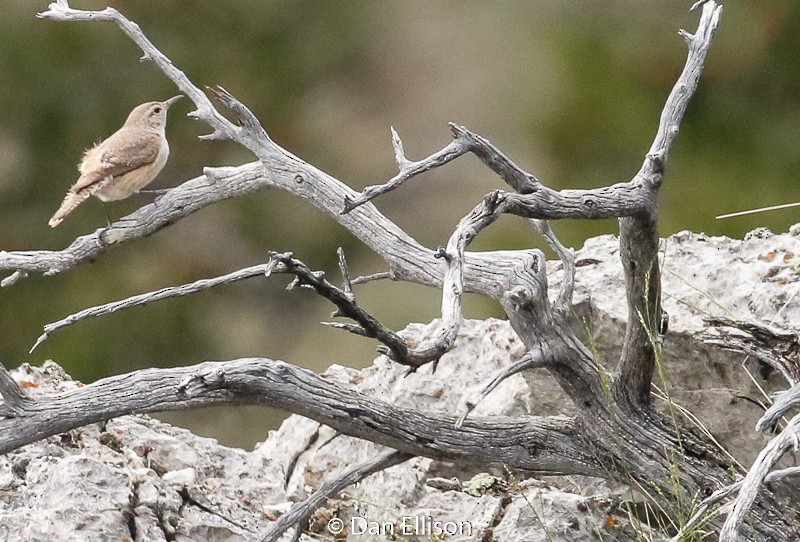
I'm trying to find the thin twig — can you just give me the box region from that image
[336,247,353,297]
[38,2,243,146]
[530,220,575,312]
[30,264,268,353]
[342,127,471,213]
[351,272,391,285]
[260,450,411,542]
[264,252,420,366]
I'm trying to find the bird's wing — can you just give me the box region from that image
[70,129,161,193]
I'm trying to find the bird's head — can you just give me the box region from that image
[125,95,182,130]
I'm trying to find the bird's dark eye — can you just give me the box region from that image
[153,107,162,114]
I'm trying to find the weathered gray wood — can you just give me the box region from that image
[0,2,794,541]
[721,413,800,541]
[259,450,412,542]
[0,357,597,478]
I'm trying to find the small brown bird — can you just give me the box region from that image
[48,95,182,227]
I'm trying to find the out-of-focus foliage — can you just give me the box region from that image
[0,1,798,447]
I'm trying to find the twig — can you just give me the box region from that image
[260,450,411,542]
[264,252,420,367]
[351,272,391,285]
[720,413,800,541]
[37,2,247,148]
[756,382,800,432]
[342,127,471,213]
[30,264,269,353]
[456,350,550,428]
[530,220,575,312]
[669,466,800,542]
[337,247,353,297]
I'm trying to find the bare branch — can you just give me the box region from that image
[408,192,512,370]
[351,271,391,285]
[30,264,268,353]
[0,271,27,288]
[37,2,245,148]
[530,220,575,312]
[704,316,800,386]
[669,466,800,542]
[456,349,550,428]
[720,413,800,541]
[342,127,471,213]
[645,2,722,172]
[264,252,417,367]
[0,358,598,478]
[613,0,722,407]
[756,383,800,432]
[336,247,353,297]
[448,123,541,194]
[260,450,411,542]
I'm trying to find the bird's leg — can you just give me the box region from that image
[99,201,112,228]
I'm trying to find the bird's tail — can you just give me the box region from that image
[48,189,92,228]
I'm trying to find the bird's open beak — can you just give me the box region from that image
[163,95,183,108]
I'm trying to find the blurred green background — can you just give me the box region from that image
[1,1,798,449]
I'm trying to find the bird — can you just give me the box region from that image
[48,95,182,228]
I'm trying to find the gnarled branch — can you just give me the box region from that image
[0,357,598,478]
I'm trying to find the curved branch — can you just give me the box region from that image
[756,382,800,432]
[720,413,800,541]
[260,449,411,542]
[31,263,269,353]
[37,3,274,156]
[456,349,551,428]
[0,358,599,478]
[530,219,575,313]
[670,466,800,542]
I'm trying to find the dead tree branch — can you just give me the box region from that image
[263,252,418,367]
[0,357,598,478]
[670,466,800,542]
[6,2,796,540]
[704,316,800,386]
[720,413,800,541]
[260,450,411,542]
[30,264,269,353]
